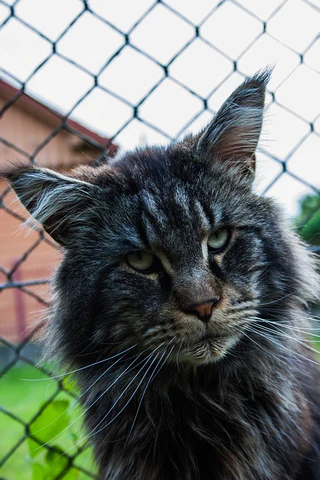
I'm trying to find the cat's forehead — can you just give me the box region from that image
[93,146,268,254]
[134,186,211,264]
[140,184,214,237]
[140,183,217,233]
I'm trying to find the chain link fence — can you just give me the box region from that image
[0,0,319,478]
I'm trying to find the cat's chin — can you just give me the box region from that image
[178,335,239,365]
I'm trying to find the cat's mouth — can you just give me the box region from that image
[179,333,239,365]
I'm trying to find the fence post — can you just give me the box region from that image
[12,259,26,342]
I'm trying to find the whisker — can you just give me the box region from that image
[226,292,297,315]
[238,328,289,367]
[86,345,170,440]
[30,347,150,454]
[29,350,132,439]
[175,340,184,373]
[24,344,138,381]
[246,326,320,367]
[126,339,176,442]
[251,317,320,337]
[55,342,167,459]
[249,322,320,356]
[256,292,295,307]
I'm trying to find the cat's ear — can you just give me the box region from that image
[197,69,271,180]
[3,166,100,245]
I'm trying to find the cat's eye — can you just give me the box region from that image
[126,251,160,273]
[207,228,230,253]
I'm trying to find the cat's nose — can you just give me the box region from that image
[184,298,220,322]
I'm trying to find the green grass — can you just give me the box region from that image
[0,361,97,479]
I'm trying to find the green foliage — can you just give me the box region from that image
[0,365,96,479]
[295,193,320,245]
[27,399,79,479]
[30,400,71,446]
[29,451,69,480]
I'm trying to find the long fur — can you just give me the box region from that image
[3,71,320,479]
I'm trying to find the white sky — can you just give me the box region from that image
[0,0,319,217]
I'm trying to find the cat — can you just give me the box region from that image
[3,70,320,479]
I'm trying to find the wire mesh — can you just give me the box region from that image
[0,0,319,478]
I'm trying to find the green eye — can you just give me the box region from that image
[207,228,230,253]
[126,251,158,273]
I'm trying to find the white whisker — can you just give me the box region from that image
[251,317,320,337]
[126,339,176,442]
[30,347,149,454]
[258,292,296,307]
[246,325,320,367]
[239,328,288,366]
[56,342,167,459]
[249,323,320,357]
[29,350,131,440]
[25,344,138,381]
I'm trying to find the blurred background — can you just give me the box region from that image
[0,0,319,478]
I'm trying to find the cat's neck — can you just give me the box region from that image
[88,340,309,480]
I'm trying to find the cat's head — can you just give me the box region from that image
[4,70,316,367]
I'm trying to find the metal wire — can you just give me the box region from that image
[0,0,319,477]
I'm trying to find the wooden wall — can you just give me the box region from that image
[0,182,62,342]
[0,87,109,342]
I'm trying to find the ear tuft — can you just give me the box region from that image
[2,166,99,245]
[197,68,272,179]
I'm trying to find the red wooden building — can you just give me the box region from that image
[0,80,117,341]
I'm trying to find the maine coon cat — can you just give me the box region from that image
[3,70,320,479]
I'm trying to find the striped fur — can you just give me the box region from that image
[3,71,320,479]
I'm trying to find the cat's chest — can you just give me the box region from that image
[91,378,303,480]
[106,388,287,480]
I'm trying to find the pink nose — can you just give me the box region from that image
[184,298,220,322]
[193,302,214,318]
